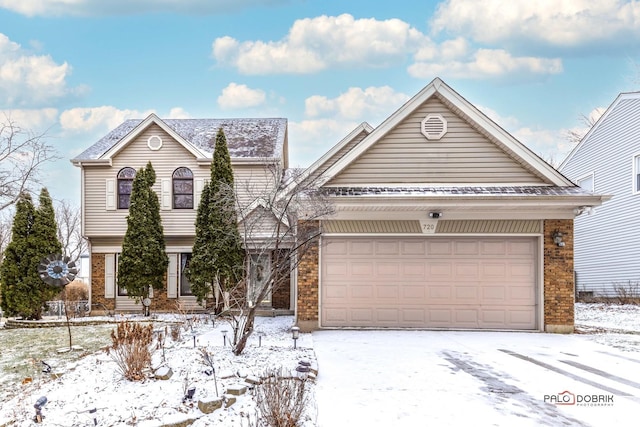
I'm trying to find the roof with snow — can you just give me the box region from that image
[72,117,288,161]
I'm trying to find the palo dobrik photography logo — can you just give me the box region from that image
[544,390,576,405]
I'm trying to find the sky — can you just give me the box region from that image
[1,0,640,204]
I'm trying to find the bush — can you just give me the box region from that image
[255,368,308,427]
[613,281,640,305]
[106,321,154,381]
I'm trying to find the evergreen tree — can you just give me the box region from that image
[0,189,63,319]
[117,162,168,305]
[188,128,245,306]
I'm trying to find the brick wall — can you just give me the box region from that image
[543,219,575,333]
[90,253,114,313]
[296,221,320,331]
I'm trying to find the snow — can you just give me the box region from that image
[1,303,640,426]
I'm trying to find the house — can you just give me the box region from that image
[295,78,607,333]
[71,116,292,313]
[559,91,639,298]
[73,78,608,333]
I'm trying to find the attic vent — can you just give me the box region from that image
[421,114,447,140]
[147,135,163,151]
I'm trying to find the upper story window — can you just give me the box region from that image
[117,167,136,209]
[577,173,594,192]
[173,167,194,209]
[634,154,640,194]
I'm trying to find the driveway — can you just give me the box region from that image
[311,330,640,427]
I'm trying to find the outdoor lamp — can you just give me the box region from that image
[222,329,228,347]
[34,396,47,423]
[552,230,565,247]
[291,326,300,349]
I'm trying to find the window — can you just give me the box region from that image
[117,167,136,209]
[116,253,127,296]
[577,173,594,192]
[634,155,640,193]
[180,253,192,296]
[173,167,194,209]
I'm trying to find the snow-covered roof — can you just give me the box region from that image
[324,185,593,197]
[73,117,287,161]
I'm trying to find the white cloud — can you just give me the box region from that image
[305,86,409,121]
[432,0,640,49]
[0,108,58,132]
[0,33,73,107]
[59,106,154,133]
[0,0,293,17]
[409,48,562,79]
[289,119,361,167]
[212,14,427,74]
[217,83,266,110]
[166,107,192,119]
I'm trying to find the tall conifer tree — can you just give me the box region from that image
[188,128,245,307]
[0,189,62,319]
[118,162,168,305]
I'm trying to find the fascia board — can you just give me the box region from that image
[100,113,206,161]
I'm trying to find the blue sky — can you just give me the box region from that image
[1,0,639,204]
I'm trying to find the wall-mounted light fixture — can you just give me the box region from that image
[429,212,442,219]
[552,230,565,247]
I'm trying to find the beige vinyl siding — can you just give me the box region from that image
[327,97,546,186]
[307,129,369,183]
[233,164,279,207]
[83,124,278,238]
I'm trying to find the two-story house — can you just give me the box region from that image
[74,78,608,332]
[72,116,291,313]
[559,91,639,298]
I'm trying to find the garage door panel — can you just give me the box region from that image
[321,236,537,329]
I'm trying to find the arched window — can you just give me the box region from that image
[173,167,194,209]
[117,167,136,209]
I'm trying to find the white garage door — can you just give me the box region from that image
[321,237,537,329]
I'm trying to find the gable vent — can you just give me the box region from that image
[421,114,447,140]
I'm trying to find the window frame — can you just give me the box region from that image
[117,167,136,209]
[576,172,594,192]
[172,167,194,209]
[633,153,640,194]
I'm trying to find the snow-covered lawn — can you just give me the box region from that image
[0,303,639,427]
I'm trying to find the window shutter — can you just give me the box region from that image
[104,254,115,298]
[167,253,178,298]
[194,178,205,207]
[161,178,172,210]
[106,179,116,211]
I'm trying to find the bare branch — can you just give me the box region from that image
[55,200,87,264]
[0,114,59,211]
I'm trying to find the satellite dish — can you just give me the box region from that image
[38,254,78,287]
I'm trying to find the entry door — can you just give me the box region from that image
[249,253,272,307]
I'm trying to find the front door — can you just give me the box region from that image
[249,253,272,307]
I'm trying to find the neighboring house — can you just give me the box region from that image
[559,91,638,298]
[72,116,291,313]
[295,78,607,333]
[74,78,608,333]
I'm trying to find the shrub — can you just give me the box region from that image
[255,368,308,427]
[106,321,154,381]
[613,281,640,305]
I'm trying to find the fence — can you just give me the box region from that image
[43,300,90,318]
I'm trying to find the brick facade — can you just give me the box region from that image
[543,218,575,333]
[295,219,577,333]
[295,221,320,332]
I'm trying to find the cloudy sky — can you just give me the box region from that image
[1,0,639,203]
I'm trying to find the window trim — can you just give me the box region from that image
[576,172,594,192]
[633,153,640,194]
[172,167,194,209]
[117,167,136,209]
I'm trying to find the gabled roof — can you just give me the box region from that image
[71,114,287,165]
[318,78,574,187]
[559,91,640,170]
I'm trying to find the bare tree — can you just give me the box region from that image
[0,212,10,262]
[564,112,598,147]
[222,165,333,355]
[55,200,87,265]
[0,114,58,211]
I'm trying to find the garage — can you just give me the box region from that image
[321,236,537,329]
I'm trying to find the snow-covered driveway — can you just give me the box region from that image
[312,330,640,427]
